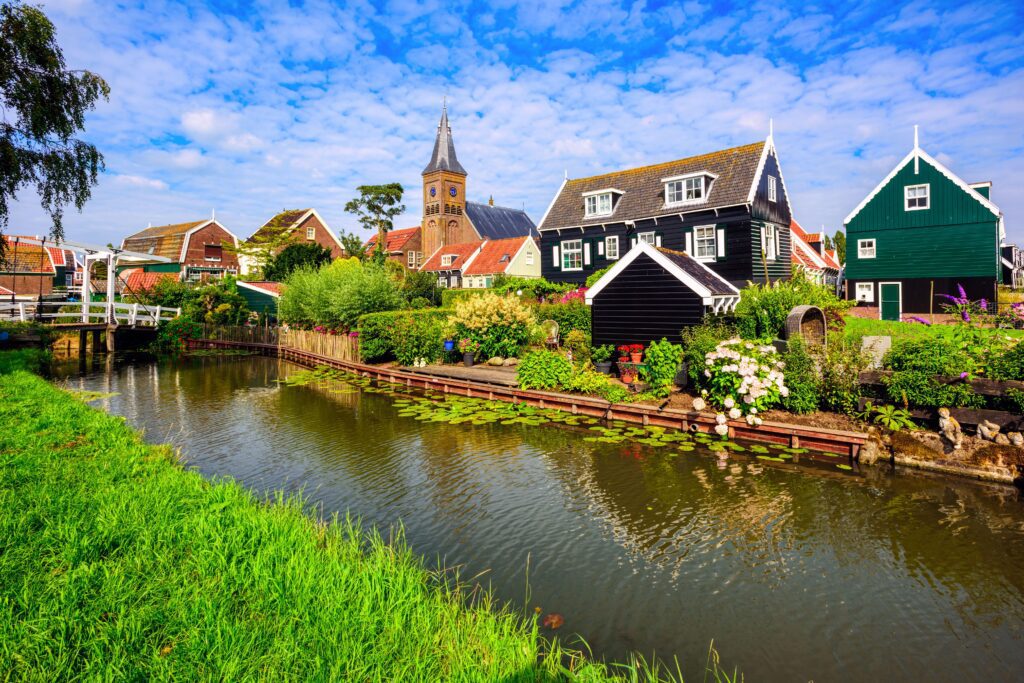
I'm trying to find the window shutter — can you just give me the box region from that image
[552,245,559,268]
[631,237,637,248]
[685,232,693,255]
[584,242,591,265]
[597,241,604,256]
[716,228,725,258]
[655,234,662,247]
[759,225,766,258]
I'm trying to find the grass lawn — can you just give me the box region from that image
[0,356,734,681]
[843,316,1024,344]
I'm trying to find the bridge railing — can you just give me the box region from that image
[0,300,180,326]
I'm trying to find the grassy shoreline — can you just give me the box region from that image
[0,356,734,681]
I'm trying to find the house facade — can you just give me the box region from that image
[0,236,57,299]
[1001,244,1023,290]
[236,280,282,318]
[240,209,345,276]
[537,135,791,287]
[419,241,481,289]
[366,227,423,269]
[461,236,541,288]
[790,220,840,288]
[121,219,241,282]
[844,133,1004,319]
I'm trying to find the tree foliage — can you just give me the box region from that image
[344,183,405,264]
[263,242,332,281]
[0,3,109,245]
[832,230,846,265]
[277,258,404,330]
[339,231,368,261]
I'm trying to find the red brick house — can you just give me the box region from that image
[121,219,240,282]
[366,226,423,269]
[241,208,346,276]
[0,235,56,299]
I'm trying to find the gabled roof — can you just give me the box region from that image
[119,269,178,293]
[465,201,537,239]
[237,280,283,297]
[539,140,766,231]
[366,226,420,253]
[122,220,210,261]
[790,219,839,271]
[0,236,56,274]
[586,241,739,305]
[0,285,14,296]
[247,208,345,252]
[844,144,1001,225]
[463,237,533,276]
[422,104,466,175]
[420,241,482,272]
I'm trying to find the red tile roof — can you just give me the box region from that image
[46,246,66,267]
[790,219,840,271]
[0,285,14,296]
[420,241,482,272]
[366,226,420,253]
[239,281,283,297]
[0,236,56,274]
[119,269,178,293]
[463,237,530,276]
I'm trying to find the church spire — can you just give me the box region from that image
[422,102,467,175]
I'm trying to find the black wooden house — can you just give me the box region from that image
[586,241,740,347]
[538,136,792,287]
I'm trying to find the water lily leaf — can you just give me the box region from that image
[756,455,785,462]
[836,463,853,471]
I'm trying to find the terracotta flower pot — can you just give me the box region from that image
[630,353,643,363]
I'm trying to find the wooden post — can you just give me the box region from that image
[929,280,934,324]
[78,329,87,358]
[91,329,101,356]
[154,305,162,326]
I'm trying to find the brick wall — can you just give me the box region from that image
[0,274,54,297]
[182,223,240,274]
[295,213,345,259]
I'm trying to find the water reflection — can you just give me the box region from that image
[58,355,1024,683]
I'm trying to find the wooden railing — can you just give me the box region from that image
[200,326,360,362]
[0,300,180,326]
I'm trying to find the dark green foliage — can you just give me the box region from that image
[181,279,250,326]
[517,350,572,390]
[263,243,333,281]
[832,231,846,265]
[535,302,591,337]
[0,347,48,373]
[344,183,405,264]
[988,342,1024,381]
[882,339,983,408]
[0,3,109,243]
[734,273,849,340]
[1005,388,1024,414]
[563,329,590,364]
[565,369,631,403]
[679,318,737,389]
[402,269,441,307]
[357,309,451,363]
[781,338,819,414]
[338,231,368,261]
[644,338,683,398]
[585,266,613,288]
[122,275,191,308]
[491,274,572,301]
[818,336,867,415]
[591,344,614,363]
[152,317,203,355]
[408,296,431,309]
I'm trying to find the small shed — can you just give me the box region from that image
[585,241,740,347]
[237,281,283,318]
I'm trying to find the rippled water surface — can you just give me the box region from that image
[60,355,1024,682]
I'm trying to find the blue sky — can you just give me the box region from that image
[10,0,1024,246]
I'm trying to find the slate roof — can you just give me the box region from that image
[422,105,466,175]
[655,248,737,296]
[122,220,209,261]
[366,226,420,252]
[540,141,766,230]
[465,201,537,239]
[463,237,531,276]
[0,236,56,274]
[420,241,482,272]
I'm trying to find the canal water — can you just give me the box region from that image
[58,354,1024,682]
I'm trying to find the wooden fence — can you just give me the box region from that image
[200,326,359,362]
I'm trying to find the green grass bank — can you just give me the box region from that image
[0,356,734,681]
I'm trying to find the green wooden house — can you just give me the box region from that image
[236,281,282,318]
[844,131,1004,320]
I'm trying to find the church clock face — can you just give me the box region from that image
[449,186,458,197]
[429,186,436,197]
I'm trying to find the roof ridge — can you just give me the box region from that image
[567,140,764,185]
[466,200,528,213]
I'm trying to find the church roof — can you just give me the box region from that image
[422,105,466,175]
[465,201,537,239]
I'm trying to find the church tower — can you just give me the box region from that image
[422,103,471,257]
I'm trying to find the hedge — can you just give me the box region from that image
[440,289,485,308]
[358,309,452,363]
[534,302,591,338]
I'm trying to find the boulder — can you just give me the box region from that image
[503,357,519,367]
[487,356,505,366]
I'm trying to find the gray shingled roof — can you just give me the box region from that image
[540,141,765,230]
[656,248,736,296]
[422,105,467,175]
[465,201,537,239]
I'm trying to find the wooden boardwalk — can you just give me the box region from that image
[404,363,518,387]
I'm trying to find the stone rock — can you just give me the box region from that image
[503,357,519,367]
[861,336,892,370]
[1008,431,1024,446]
[487,356,505,366]
[857,434,889,466]
[977,420,1001,441]
[994,433,1011,446]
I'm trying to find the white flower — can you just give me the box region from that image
[701,389,708,397]
[728,408,741,419]
[723,397,735,408]
[704,369,711,378]
[692,397,706,411]
[750,407,757,414]
[745,414,756,426]
[743,395,754,404]
[714,424,729,436]
[715,413,727,425]
[779,386,790,397]
[754,417,763,426]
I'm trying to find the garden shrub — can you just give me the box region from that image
[279,259,404,330]
[644,338,683,398]
[679,318,738,389]
[563,329,591,364]
[534,302,591,338]
[402,270,441,307]
[565,368,631,403]
[818,335,868,415]
[358,309,451,363]
[517,350,573,390]
[447,292,533,359]
[780,338,819,414]
[986,341,1024,381]
[153,317,203,355]
[703,338,788,416]
[440,289,483,308]
[734,274,849,340]
[182,278,251,325]
[491,275,572,301]
[882,339,984,408]
[409,297,432,310]
[585,266,612,289]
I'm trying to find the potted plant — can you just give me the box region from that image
[616,345,630,363]
[619,363,636,384]
[592,344,614,374]
[629,343,644,364]
[458,338,479,367]
[443,339,455,352]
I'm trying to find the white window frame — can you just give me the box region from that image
[407,251,416,268]
[637,232,657,246]
[306,226,316,240]
[605,236,619,260]
[694,225,717,262]
[764,224,777,261]
[904,184,929,211]
[858,238,876,259]
[204,244,222,262]
[768,176,777,203]
[437,277,447,288]
[584,192,613,218]
[856,282,874,303]
[441,254,455,267]
[525,249,534,266]
[561,239,583,271]
[662,172,712,207]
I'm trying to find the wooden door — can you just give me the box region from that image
[880,282,901,321]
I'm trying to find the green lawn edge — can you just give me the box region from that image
[0,361,725,681]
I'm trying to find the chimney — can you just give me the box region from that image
[488,195,494,206]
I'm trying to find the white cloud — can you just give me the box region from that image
[112,174,168,191]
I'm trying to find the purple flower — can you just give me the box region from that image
[957,283,968,300]
[936,293,962,303]
[962,310,971,323]
[979,298,988,311]
[960,371,969,379]
[909,316,931,325]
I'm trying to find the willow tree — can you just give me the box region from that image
[0,2,109,250]
[344,183,404,264]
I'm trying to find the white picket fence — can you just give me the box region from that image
[0,300,180,326]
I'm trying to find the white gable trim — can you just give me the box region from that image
[303,208,347,253]
[744,136,793,219]
[505,236,536,274]
[844,147,1001,225]
[791,229,828,269]
[177,219,214,263]
[537,176,568,232]
[584,241,739,304]
[237,280,281,298]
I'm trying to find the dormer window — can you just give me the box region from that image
[663,172,714,207]
[441,254,456,267]
[582,188,622,218]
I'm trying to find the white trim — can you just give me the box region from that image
[237,280,281,298]
[304,208,347,253]
[878,281,902,320]
[1003,257,1015,269]
[605,235,619,260]
[537,176,568,232]
[584,240,739,304]
[855,282,874,303]
[560,238,584,271]
[536,201,750,232]
[745,136,794,220]
[790,228,828,269]
[903,183,929,211]
[581,187,624,198]
[844,147,1001,225]
[661,171,718,184]
[692,224,717,262]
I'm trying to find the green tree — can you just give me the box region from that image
[230,213,300,276]
[832,230,846,265]
[402,269,440,306]
[344,183,405,264]
[263,242,332,281]
[0,3,109,246]
[339,231,368,261]
[182,278,250,325]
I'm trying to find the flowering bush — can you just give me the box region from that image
[448,292,533,358]
[703,338,788,416]
[458,338,480,354]
[558,287,587,304]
